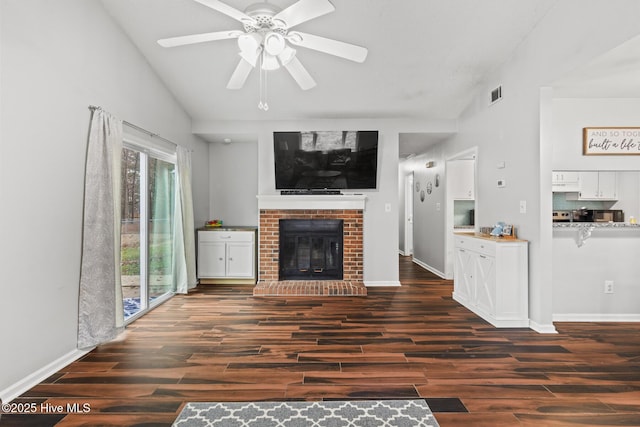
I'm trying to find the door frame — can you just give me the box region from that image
[404,172,414,256]
[445,147,478,279]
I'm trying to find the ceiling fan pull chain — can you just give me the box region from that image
[263,67,269,111]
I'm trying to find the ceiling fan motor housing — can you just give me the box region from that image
[243,2,287,34]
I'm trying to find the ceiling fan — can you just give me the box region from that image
[157,0,368,92]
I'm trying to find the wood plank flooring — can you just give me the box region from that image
[3,255,640,426]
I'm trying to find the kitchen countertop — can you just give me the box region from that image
[454,232,528,243]
[553,222,640,246]
[553,222,640,228]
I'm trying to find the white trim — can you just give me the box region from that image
[553,314,640,322]
[398,250,406,256]
[0,348,92,403]
[257,194,367,210]
[412,257,445,278]
[529,320,558,334]
[364,280,401,287]
[123,134,176,162]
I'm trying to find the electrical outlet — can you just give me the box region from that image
[604,280,614,294]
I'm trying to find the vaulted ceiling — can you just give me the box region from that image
[101,1,639,155]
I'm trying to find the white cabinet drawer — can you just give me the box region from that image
[454,236,495,257]
[471,240,495,257]
[198,230,254,243]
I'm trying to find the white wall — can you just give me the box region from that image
[196,118,456,286]
[550,99,640,318]
[0,0,208,401]
[552,98,640,170]
[553,229,640,320]
[209,141,259,226]
[418,1,640,332]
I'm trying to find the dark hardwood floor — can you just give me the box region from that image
[3,256,640,426]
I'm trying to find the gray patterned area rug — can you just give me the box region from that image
[173,400,439,427]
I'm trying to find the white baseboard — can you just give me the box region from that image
[0,348,92,404]
[529,320,558,334]
[411,258,446,279]
[364,281,401,287]
[553,313,640,322]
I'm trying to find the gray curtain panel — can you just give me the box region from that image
[78,108,124,349]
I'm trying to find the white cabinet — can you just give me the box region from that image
[579,171,617,200]
[552,171,580,192]
[448,159,475,200]
[453,234,529,328]
[197,229,256,284]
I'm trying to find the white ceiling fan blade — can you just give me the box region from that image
[283,56,316,90]
[193,0,255,25]
[288,31,368,62]
[273,0,335,29]
[227,58,254,89]
[158,30,242,48]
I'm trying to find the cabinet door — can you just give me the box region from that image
[578,171,599,199]
[454,248,474,304]
[198,242,226,278]
[474,254,496,316]
[597,172,617,199]
[226,242,254,278]
[552,171,580,192]
[448,160,475,199]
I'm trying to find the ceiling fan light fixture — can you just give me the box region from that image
[239,46,260,67]
[264,32,285,56]
[277,46,296,66]
[261,52,280,70]
[237,33,261,55]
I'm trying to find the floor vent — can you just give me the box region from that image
[490,85,502,105]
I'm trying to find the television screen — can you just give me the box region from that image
[273,131,378,190]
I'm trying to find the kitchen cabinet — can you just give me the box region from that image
[569,171,618,200]
[448,159,475,200]
[552,171,580,192]
[453,233,529,328]
[197,228,257,284]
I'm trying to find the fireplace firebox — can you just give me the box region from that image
[279,219,343,280]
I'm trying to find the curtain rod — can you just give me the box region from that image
[89,105,177,147]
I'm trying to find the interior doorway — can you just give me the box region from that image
[444,147,478,279]
[404,172,414,256]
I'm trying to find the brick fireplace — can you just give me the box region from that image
[254,195,367,296]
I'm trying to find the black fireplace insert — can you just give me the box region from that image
[279,219,343,280]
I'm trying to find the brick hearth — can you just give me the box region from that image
[256,208,365,296]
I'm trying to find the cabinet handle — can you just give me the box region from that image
[218,257,223,261]
[229,257,233,261]
[220,235,231,239]
[479,255,487,259]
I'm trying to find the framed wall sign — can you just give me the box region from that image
[583,127,640,155]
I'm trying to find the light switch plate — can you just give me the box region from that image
[520,200,527,213]
[385,203,391,212]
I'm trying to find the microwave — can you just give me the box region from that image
[593,210,624,223]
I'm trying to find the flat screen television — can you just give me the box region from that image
[273,131,378,190]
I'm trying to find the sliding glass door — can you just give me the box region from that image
[121,146,176,321]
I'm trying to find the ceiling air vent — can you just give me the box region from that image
[490,85,502,105]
